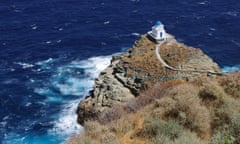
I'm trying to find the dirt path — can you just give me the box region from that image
[155,41,223,76]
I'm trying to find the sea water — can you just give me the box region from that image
[0,0,239,143]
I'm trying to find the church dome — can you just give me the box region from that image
[155,21,162,26]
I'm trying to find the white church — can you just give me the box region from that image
[148,21,167,42]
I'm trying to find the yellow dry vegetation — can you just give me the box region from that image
[68,72,240,144]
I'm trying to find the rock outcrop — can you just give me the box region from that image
[77,34,221,124]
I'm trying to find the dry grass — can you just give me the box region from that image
[108,113,135,134]
[69,72,240,144]
[211,130,235,144]
[96,80,185,123]
[84,121,108,138]
[138,118,183,140]
[67,121,119,144]
[158,83,211,139]
[68,137,98,144]
[219,72,240,98]
[176,86,210,137]
[97,104,125,124]
[115,35,216,95]
[197,78,226,107]
[214,98,240,144]
[154,130,206,144]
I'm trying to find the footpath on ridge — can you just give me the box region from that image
[155,37,223,76]
[77,34,223,124]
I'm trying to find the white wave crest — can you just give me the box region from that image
[47,55,112,141]
[36,58,54,66]
[49,100,83,138]
[131,33,140,36]
[14,55,113,143]
[222,64,240,73]
[14,62,34,69]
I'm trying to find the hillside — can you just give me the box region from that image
[69,72,240,144]
[68,33,240,144]
[76,34,221,124]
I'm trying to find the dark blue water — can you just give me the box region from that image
[0,0,239,143]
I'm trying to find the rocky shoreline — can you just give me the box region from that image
[77,34,221,124]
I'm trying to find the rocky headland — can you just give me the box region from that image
[68,33,240,144]
[77,34,221,124]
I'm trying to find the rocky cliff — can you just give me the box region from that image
[77,34,221,124]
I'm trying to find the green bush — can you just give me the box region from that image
[229,113,240,143]
[154,134,171,144]
[211,130,235,144]
[141,118,182,141]
[171,130,206,144]
[154,129,206,144]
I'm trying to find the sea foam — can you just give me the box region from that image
[222,64,240,73]
[14,62,34,69]
[3,55,112,144]
[48,55,112,142]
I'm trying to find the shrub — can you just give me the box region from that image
[97,104,126,124]
[211,130,235,144]
[139,116,206,144]
[220,72,240,98]
[124,94,152,113]
[108,116,133,134]
[154,97,177,111]
[168,84,211,139]
[139,117,183,141]
[198,80,226,107]
[152,97,188,125]
[160,119,183,140]
[84,121,108,137]
[153,130,207,144]
[154,134,171,144]
[229,113,240,143]
[150,80,186,97]
[95,80,186,124]
[215,96,240,126]
[212,100,240,144]
[170,130,207,144]
[83,121,119,144]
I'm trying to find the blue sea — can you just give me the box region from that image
[0,0,239,143]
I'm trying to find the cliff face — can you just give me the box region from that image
[77,34,221,124]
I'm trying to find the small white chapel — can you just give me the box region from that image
[148,21,167,42]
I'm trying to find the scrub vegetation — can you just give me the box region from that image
[68,72,240,144]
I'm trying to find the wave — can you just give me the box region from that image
[14,62,34,69]
[222,64,240,73]
[35,56,112,138]
[49,55,112,141]
[3,55,112,144]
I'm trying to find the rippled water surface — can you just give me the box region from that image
[0,0,239,143]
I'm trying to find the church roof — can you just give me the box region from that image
[155,21,162,26]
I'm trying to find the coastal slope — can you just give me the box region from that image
[69,34,240,144]
[77,34,221,124]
